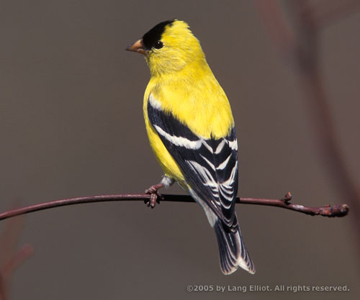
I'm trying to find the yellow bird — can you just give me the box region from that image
[127,19,255,275]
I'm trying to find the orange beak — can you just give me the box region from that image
[126,39,145,55]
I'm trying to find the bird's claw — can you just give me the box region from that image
[145,184,164,208]
[147,192,160,208]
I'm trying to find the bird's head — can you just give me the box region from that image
[126,19,205,77]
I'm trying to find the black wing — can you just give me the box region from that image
[148,97,238,226]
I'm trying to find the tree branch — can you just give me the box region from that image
[0,192,349,222]
[254,0,360,261]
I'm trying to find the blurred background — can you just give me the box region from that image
[0,0,359,299]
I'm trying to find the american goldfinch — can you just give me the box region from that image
[126,19,255,275]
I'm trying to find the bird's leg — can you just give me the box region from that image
[145,176,174,208]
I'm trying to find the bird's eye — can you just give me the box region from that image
[154,41,163,49]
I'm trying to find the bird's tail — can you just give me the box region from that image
[188,188,255,274]
[213,216,255,275]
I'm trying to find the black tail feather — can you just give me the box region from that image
[214,218,255,275]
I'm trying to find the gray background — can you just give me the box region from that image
[0,0,359,299]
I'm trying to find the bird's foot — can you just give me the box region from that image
[145,183,164,208]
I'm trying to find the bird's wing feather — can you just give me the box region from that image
[148,96,238,226]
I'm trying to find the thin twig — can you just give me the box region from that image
[1,244,33,277]
[0,192,349,222]
[254,0,296,56]
[302,0,360,28]
[0,214,33,300]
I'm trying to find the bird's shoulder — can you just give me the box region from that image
[144,70,234,139]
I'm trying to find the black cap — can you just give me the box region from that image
[142,20,175,50]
